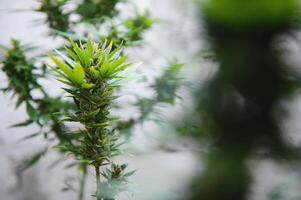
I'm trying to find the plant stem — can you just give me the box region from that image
[79,163,87,200]
[95,165,115,200]
[95,165,101,200]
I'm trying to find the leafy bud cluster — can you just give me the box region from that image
[49,38,132,199]
[1,39,39,106]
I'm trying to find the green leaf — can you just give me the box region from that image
[70,40,89,67]
[10,119,33,128]
[55,78,74,87]
[65,162,78,169]
[19,132,41,142]
[90,67,100,78]
[72,62,85,85]
[111,55,128,69]
[94,123,109,127]
[124,170,136,177]
[104,40,113,54]
[48,54,73,78]
[19,148,47,171]
[48,64,68,80]
[81,83,95,89]
[26,102,38,122]
[86,37,94,57]
[113,63,131,74]
[64,46,78,61]
[99,57,111,77]
[55,48,75,66]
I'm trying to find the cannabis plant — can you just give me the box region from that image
[1,39,40,109]
[0,39,75,170]
[76,0,120,23]
[36,0,70,34]
[123,11,154,43]
[35,0,154,45]
[48,38,133,200]
[1,0,183,198]
[115,60,183,138]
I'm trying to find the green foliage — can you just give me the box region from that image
[123,11,154,43]
[201,0,298,28]
[35,0,154,48]
[97,163,135,199]
[114,61,183,139]
[136,98,156,121]
[153,61,182,104]
[49,38,132,199]
[1,1,182,199]
[137,61,183,119]
[83,11,154,48]
[36,0,70,33]
[18,148,48,171]
[0,39,75,170]
[76,0,120,23]
[26,102,39,122]
[95,16,154,49]
[1,39,40,107]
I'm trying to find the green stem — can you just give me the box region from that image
[79,163,87,200]
[95,165,101,200]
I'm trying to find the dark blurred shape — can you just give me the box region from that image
[188,0,300,200]
[1,39,40,106]
[0,39,75,173]
[36,0,70,34]
[76,0,119,22]
[152,61,182,104]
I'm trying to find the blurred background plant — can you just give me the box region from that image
[0,39,75,170]
[182,0,301,200]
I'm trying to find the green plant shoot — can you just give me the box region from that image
[48,38,133,200]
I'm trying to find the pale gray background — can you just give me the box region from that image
[1,0,301,200]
